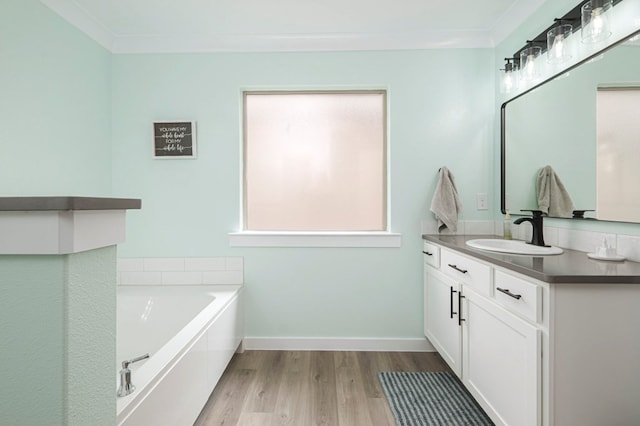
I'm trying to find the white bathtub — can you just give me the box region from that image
[116,285,243,426]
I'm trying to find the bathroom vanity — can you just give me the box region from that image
[422,235,640,426]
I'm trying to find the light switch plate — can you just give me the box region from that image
[476,193,488,210]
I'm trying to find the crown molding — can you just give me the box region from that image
[110,30,494,54]
[41,0,550,54]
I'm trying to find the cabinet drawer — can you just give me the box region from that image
[422,242,440,268]
[440,248,491,296]
[494,270,541,323]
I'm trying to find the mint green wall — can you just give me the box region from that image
[0,246,116,426]
[0,256,64,423]
[112,50,495,339]
[65,246,117,425]
[0,0,112,196]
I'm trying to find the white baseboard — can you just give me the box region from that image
[242,337,435,352]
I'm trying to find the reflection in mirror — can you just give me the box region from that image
[596,87,640,222]
[502,30,640,223]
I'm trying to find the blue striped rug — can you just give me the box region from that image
[378,371,494,426]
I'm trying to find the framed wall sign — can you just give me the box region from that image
[153,121,197,159]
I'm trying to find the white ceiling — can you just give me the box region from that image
[41,0,549,53]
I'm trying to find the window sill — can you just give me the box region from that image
[228,231,402,248]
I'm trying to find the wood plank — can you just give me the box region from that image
[367,397,396,426]
[271,351,311,425]
[241,350,287,413]
[386,351,450,372]
[356,351,386,398]
[334,352,374,426]
[306,351,338,426]
[233,350,266,370]
[236,412,274,426]
[194,368,255,426]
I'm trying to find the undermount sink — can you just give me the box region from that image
[466,239,563,256]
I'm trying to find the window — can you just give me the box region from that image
[242,90,387,232]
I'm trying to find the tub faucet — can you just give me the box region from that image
[117,353,150,397]
[513,210,548,247]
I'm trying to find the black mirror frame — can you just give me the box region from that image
[500,29,640,218]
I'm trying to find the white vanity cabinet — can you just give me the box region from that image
[423,238,640,426]
[424,242,542,426]
[424,266,462,376]
[462,286,540,426]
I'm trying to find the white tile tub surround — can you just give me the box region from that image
[118,257,244,286]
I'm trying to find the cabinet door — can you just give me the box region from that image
[462,287,541,426]
[424,266,462,377]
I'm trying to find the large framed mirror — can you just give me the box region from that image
[501,29,640,223]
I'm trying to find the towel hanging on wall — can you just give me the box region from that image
[536,165,575,218]
[430,167,462,232]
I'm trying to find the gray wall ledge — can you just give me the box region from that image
[0,196,141,211]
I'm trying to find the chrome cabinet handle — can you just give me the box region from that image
[422,251,433,256]
[448,264,468,274]
[496,287,522,300]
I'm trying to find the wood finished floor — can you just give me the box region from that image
[194,350,450,426]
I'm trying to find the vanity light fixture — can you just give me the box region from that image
[581,0,613,43]
[499,0,622,94]
[547,21,574,63]
[520,44,542,82]
[500,58,518,94]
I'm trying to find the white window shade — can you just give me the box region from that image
[243,91,387,232]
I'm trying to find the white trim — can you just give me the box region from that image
[110,30,494,54]
[0,210,126,254]
[228,231,401,248]
[243,337,435,352]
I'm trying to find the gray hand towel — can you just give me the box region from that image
[430,167,462,232]
[536,165,575,217]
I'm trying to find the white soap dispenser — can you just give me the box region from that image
[504,211,512,240]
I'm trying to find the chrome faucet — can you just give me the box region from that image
[117,353,150,397]
[513,210,548,247]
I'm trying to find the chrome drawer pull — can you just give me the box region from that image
[448,264,468,274]
[422,251,433,256]
[497,287,522,300]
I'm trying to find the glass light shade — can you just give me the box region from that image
[581,0,613,44]
[547,24,573,64]
[501,62,517,94]
[520,46,542,81]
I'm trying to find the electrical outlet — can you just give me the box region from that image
[476,193,488,210]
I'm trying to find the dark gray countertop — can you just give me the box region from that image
[423,234,640,284]
[0,196,141,211]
